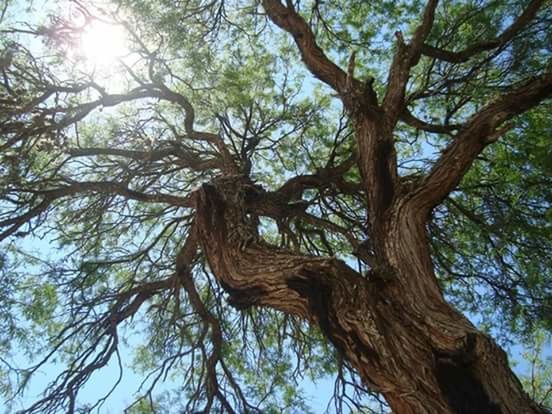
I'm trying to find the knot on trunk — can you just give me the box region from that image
[433,332,517,414]
[197,176,261,251]
[219,279,266,310]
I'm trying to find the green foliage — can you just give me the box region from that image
[516,330,552,410]
[22,281,57,325]
[432,103,552,341]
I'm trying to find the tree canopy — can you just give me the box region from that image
[0,0,551,412]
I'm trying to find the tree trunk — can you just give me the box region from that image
[192,174,544,414]
[252,3,552,410]
[367,200,542,413]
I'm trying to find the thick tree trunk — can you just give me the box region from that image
[368,200,542,413]
[253,2,552,410]
[192,176,544,414]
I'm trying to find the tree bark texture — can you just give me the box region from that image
[185,1,552,412]
[191,172,544,413]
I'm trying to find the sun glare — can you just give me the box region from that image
[79,20,128,68]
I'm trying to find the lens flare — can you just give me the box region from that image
[80,20,127,67]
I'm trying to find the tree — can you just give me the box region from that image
[0,0,551,412]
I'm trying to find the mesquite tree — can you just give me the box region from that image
[1,0,551,412]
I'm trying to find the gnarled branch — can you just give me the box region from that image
[408,72,552,214]
[421,0,544,63]
[262,0,347,93]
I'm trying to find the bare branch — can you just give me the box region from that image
[383,0,439,127]
[21,276,174,413]
[262,0,347,93]
[401,107,460,134]
[421,0,544,63]
[408,72,552,214]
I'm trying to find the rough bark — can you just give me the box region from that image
[190,174,545,413]
[188,1,552,412]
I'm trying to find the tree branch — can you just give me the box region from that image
[0,181,192,241]
[276,155,357,200]
[21,277,174,414]
[261,0,347,93]
[34,181,193,207]
[383,0,439,128]
[421,0,544,63]
[409,72,552,214]
[175,224,250,413]
[66,146,222,171]
[401,107,460,134]
[193,181,400,396]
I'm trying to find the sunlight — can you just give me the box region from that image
[79,20,128,68]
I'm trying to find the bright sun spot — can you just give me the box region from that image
[80,20,128,68]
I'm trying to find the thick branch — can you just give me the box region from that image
[193,183,388,390]
[421,0,544,63]
[194,181,367,314]
[409,72,552,214]
[192,180,470,411]
[262,0,347,92]
[383,0,439,128]
[276,155,358,200]
[410,0,440,65]
[401,107,460,134]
